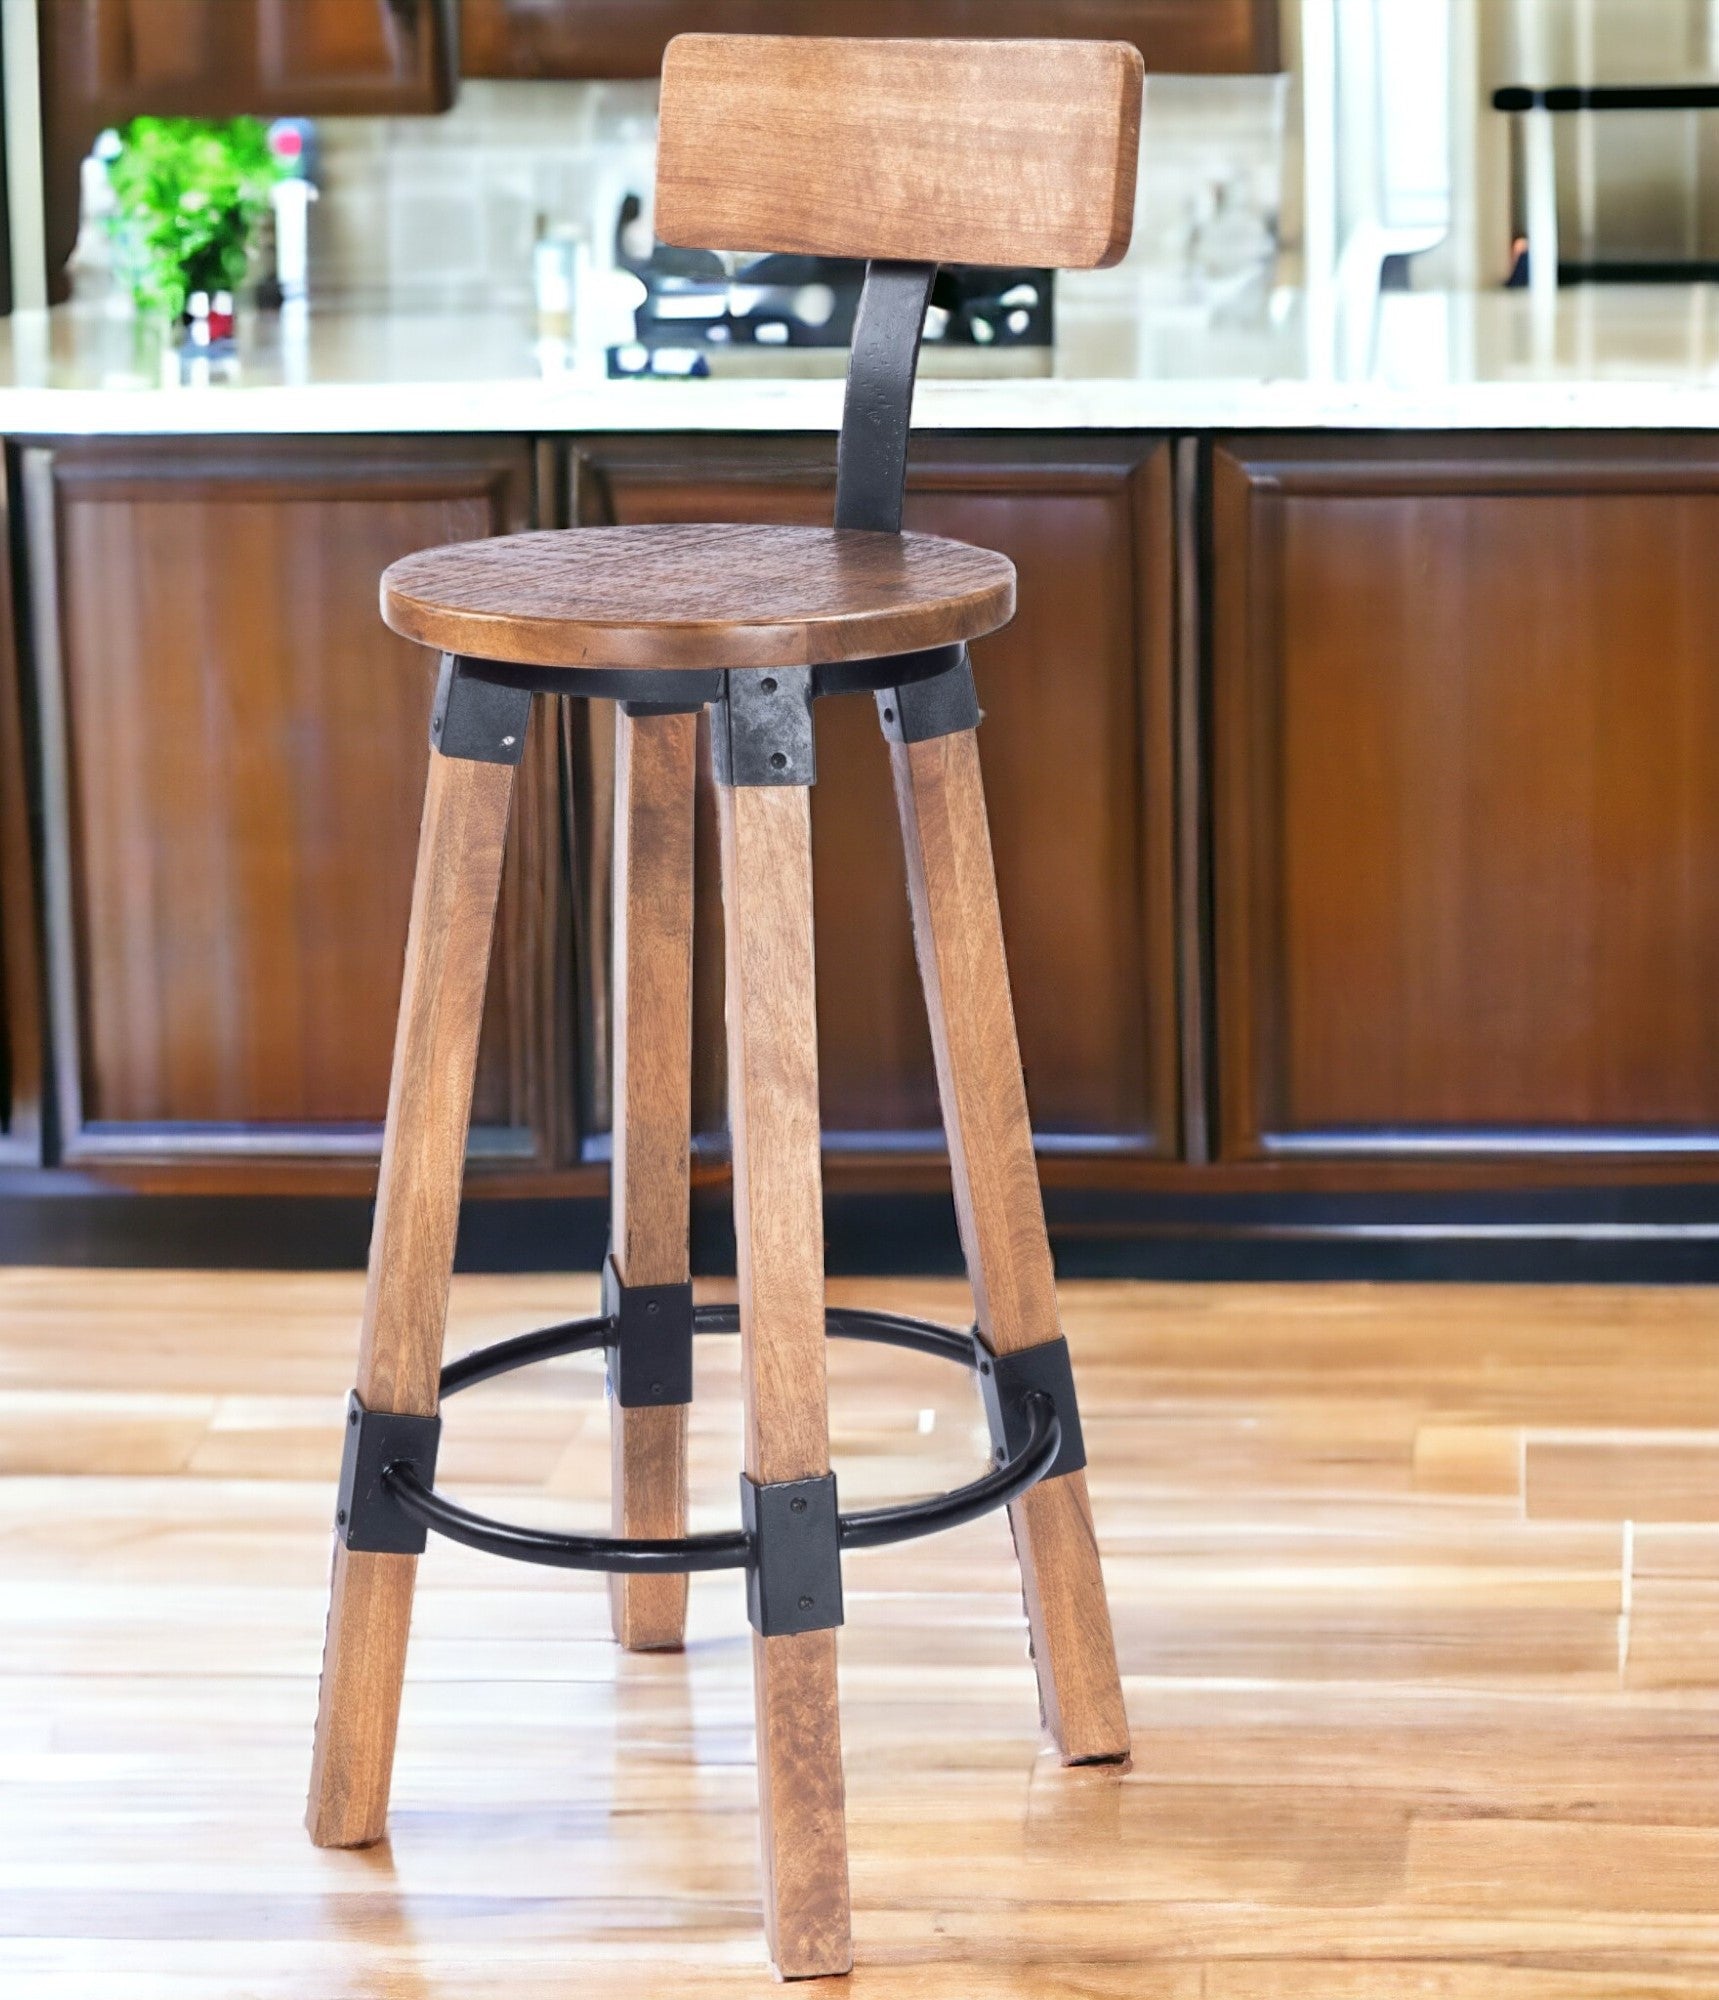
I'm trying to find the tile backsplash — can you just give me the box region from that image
[309,73,1290,313]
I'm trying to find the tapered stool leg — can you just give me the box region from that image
[308,740,519,1847]
[717,778,853,1980]
[889,725,1130,1766]
[608,706,698,1651]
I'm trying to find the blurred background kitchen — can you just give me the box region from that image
[10,1,1719,1274]
[15,0,1719,384]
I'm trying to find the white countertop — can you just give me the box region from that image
[9,275,1719,433]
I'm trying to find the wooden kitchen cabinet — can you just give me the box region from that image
[564,432,1181,1173]
[1209,433,1719,1168]
[39,0,454,111]
[463,1,1279,80]
[251,0,454,108]
[38,0,455,299]
[22,435,568,1178]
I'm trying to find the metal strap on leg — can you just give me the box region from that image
[336,1393,442,1554]
[711,666,816,787]
[742,1471,844,1636]
[430,653,532,764]
[976,1335,1087,1483]
[877,645,981,743]
[601,1253,695,1407]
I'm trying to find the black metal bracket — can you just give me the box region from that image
[620,695,709,717]
[710,665,816,787]
[430,653,533,765]
[835,260,937,534]
[336,1392,443,1554]
[977,1336,1087,1485]
[440,646,958,706]
[877,645,982,743]
[741,1471,844,1636]
[600,1253,694,1407]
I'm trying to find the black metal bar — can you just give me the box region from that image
[399,1299,1060,1575]
[1554,260,1719,284]
[839,1394,1060,1549]
[1495,83,1719,113]
[386,1463,752,1572]
[835,260,936,535]
[439,1314,609,1396]
[429,646,964,707]
[814,1304,976,1365]
[452,658,728,705]
[438,1302,979,1396]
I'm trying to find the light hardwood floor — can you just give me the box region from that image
[1,1269,1716,1997]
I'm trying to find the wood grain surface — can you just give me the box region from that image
[381,524,1016,672]
[609,708,698,1651]
[891,727,1129,1763]
[718,779,852,1977]
[464,0,1281,85]
[23,435,553,1171]
[307,747,516,1848]
[655,35,1144,270]
[1210,433,1719,1165]
[4,1269,1717,1996]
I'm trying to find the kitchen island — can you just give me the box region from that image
[6,277,1719,1272]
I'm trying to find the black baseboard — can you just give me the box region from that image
[4,1176,1719,1281]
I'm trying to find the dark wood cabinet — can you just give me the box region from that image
[40,0,453,111]
[565,432,1181,1174]
[1209,434,1719,1169]
[463,1,1279,80]
[252,0,453,108]
[21,435,567,1178]
[12,416,1719,1252]
[38,0,455,299]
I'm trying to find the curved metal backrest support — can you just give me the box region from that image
[835,261,936,535]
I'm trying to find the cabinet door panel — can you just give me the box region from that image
[568,434,1178,1166]
[1211,435,1719,1161]
[255,0,454,109]
[463,0,1277,80]
[27,437,561,1172]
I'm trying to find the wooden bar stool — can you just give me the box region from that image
[307,34,1141,1980]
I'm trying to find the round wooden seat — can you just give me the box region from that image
[381,522,1016,673]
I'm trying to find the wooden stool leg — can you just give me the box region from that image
[889,727,1130,1766]
[307,744,517,1847]
[717,780,853,1980]
[608,706,697,1651]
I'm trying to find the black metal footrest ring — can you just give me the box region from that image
[372,1306,1068,1578]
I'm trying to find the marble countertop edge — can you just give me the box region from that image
[3,374,1719,436]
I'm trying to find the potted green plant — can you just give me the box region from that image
[106,116,285,336]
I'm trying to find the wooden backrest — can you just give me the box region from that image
[655,35,1144,271]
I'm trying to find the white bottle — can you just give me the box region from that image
[271,180,317,305]
[67,141,118,307]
